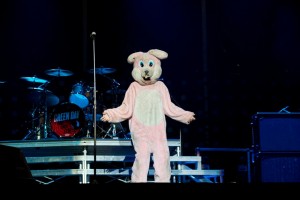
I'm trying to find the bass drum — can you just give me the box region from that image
[50,102,85,138]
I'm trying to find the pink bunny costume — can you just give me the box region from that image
[101,49,195,182]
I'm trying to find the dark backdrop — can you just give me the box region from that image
[1,0,300,157]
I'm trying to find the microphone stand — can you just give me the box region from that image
[90,31,98,184]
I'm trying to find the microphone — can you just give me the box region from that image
[90,32,96,39]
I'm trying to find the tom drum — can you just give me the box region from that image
[69,82,91,108]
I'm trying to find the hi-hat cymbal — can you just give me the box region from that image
[88,67,116,75]
[20,76,49,84]
[45,68,74,77]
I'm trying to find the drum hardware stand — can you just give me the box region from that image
[96,66,128,138]
[102,79,128,139]
[85,118,106,138]
[86,122,91,138]
[23,85,43,140]
[43,104,48,139]
[104,123,117,138]
[23,82,51,140]
[39,83,50,139]
[102,122,128,139]
[23,105,41,140]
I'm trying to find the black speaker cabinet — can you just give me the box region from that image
[0,144,35,183]
[252,112,300,152]
[252,112,300,182]
[253,153,300,183]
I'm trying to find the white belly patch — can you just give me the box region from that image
[135,89,164,126]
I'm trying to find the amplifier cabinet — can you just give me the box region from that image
[252,153,300,183]
[252,112,300,152]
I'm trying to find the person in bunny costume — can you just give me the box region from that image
[101,49,195,182]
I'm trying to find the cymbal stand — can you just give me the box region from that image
[111,80,121,108]
[27,90,48,140]
[23,83,44,140]
[39,82,50,139]
[102,80,128,139]
[43,100,48,139]
[23,104,40,140]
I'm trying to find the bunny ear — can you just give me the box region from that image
[148,49,168,60]
[127,52,144,63]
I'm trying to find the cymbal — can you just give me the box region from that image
[45,68,74,77]
[88,67,116,75]
[27,87,50,91]
[27,87,60,106]
[20,76,49,84]
[106,89,126,95]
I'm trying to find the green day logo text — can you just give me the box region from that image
[53,111,80,122]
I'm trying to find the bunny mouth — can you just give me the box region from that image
[143,76,151,81]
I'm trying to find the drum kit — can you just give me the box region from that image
[22,67,128,140]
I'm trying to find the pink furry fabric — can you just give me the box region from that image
[103,81,195,182]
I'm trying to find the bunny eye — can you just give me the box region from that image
[148,60,154,67]
[139,60,144,67]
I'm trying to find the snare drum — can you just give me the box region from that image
[50,102,85,137]
[69,82,91,108]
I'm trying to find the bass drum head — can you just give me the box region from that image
[50,102,85,138]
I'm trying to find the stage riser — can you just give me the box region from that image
[0,138,180,156]
[0,138,224,183]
